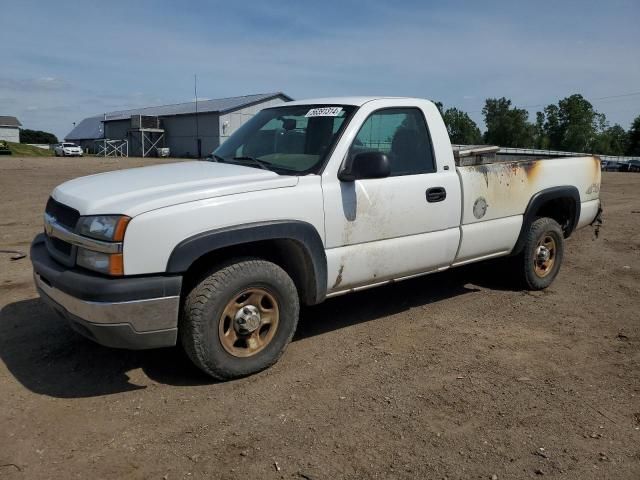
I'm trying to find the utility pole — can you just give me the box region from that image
[194,74,201,158]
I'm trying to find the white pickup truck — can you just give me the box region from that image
[32,97,602,379]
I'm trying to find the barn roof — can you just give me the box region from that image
[103,92,291,121]
[0,116,21,127]
[65,115,104,140]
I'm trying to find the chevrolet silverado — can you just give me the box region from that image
[32,97,602,379]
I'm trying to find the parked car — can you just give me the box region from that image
[31,97,602,379]
[602,161,629,172]
[0,140,11,155]
[54,143,83,157]
[627,160,640,172]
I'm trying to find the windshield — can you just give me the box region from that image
[63,143,77,147]
[212,104,356,174]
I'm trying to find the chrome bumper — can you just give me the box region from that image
[34,272,179,349]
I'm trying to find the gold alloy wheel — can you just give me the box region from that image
[533,234,557,278]
[218,288,279,357]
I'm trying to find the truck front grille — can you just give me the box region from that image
[45,197,80,230]
[44,197,79,266]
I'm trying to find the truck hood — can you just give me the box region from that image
[52,161,299,216]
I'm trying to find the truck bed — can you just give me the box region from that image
[450,147,601,265]
[452,144,601,225]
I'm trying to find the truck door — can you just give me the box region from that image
[322,106,461,292]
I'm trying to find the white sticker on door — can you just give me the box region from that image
[305,107,343,117]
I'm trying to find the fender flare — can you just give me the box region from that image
[512,186,581,255]
[166,220,327,304]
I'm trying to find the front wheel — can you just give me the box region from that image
[180,258,299,380]
[518,217,565,290]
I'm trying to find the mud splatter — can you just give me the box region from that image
[332,265,344,289]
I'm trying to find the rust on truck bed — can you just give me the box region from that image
[473,159,543,188]
[456,155,601,225]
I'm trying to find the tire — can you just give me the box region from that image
[518,217,564,290]
[180,258,299,380]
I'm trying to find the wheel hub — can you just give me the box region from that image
[536,245,551,263]
[533,234,557,278]
[218,288,280,358]
[234,305,261,334]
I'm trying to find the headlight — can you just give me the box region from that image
[77,248,124,275]
[76,215,130,241]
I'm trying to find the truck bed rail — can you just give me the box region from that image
[452,144,639,167]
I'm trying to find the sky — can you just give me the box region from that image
[1,0,639,141]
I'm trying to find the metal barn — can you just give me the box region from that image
[65,93,291,157]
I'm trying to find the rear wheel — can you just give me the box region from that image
[518,217,564,290]
[180,258,299,380]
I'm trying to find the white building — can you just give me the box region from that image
[0,116,21,143]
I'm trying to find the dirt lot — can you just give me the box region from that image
[1,157,638,479]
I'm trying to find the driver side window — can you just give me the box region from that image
[351,108,435,176]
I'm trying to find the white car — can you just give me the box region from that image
[54,142,83,157]
[32,96,602,379]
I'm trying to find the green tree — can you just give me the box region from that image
[20,129,58,144]
[482,97,535,147]
[556,94,599,152]
[534,111,550,149]
[442,107,482,145]
[591,124,628,155]
[542,104,563,149]
[627,115,640,156]
[536,94,618,153]
[432,101,482,145]
[607,125,630,155]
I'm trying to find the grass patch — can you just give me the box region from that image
[3,141,54,157]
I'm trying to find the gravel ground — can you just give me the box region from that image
[1,157,638,479]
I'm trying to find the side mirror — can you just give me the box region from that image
[339,151,391,181]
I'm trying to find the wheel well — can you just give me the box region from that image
[182,239,318,306]
[532,196,577,237]
[512,187,580,256]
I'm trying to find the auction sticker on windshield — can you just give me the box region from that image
[305,107,343,117]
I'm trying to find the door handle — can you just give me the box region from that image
[426,187,446,203]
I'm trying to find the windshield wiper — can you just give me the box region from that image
[212,154,296,174]
[231,156,271,170]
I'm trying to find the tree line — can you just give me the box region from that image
[435,94,640,156]
[20,128,58,144]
